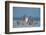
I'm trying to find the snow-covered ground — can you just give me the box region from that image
[13,20,40,28]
